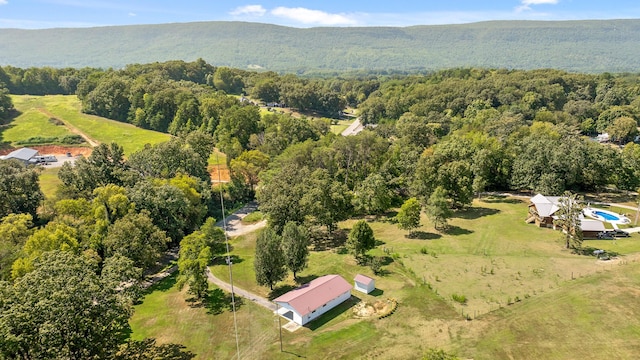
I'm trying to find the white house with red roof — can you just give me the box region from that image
[273,274,352,326]
[354,274,375,294]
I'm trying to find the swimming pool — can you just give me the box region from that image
[594,210,621,221]
[584,207,631,225]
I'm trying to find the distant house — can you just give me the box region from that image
[273,275,352,326]
[527,194,562,228]
[597,133,610,143]
[0,148,39,164]
[354,274,375,294]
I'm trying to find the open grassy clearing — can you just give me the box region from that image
[330,119,353,135]
[135,195,640,359]
[10,95,170,155]
[38,167,62,199]
[2,96,77,147]
[458,260,640,359]
[129,273,279,359]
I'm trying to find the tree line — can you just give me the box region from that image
[3,63,640,357]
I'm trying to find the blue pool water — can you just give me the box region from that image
[594,211,620,221]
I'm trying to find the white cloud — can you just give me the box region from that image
[271,7,358,26]
[128,12,136,17]
[517,0,559,12]
[0,0,8,5]
[522,0,559,4]
[230,5,266,17]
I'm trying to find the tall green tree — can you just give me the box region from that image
[58,142,129,198]
[230,150,270,195]
[11,221,79,279]
[177,232,211,300]
[396,197,422,237]
[346,220,376,261]
[353,173,394,215]
[425,186,452,231]
[554,191,584,249]
[104,210,169,270]
[0,160,44,219]
[0,251,131,360]
[254,228,286,290]
[0,213,33,281]
[281,222,309,280]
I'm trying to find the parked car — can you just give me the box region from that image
[597,231,614,240]
[612,229,631,238]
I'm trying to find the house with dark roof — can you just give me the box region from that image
[273,274,352,326]
[0,148,39,164]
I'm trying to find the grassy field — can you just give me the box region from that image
[132,196,640,359]
[1,97,77,147]
[9,95,170,155]
[38,167,62,199]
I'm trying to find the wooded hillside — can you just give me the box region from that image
[2,20,640,73]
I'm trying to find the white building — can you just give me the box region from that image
[354,274,375,294]
[273,274,352,326]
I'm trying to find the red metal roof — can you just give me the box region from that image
[354,274,374,286]
[273,275,351,317]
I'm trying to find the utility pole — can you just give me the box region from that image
[276,303,283,352]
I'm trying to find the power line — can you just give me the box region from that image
[216,151,241,359]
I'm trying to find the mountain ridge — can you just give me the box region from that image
[1,19,640,73]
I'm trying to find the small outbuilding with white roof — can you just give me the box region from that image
[273,274,352,326]
[354,274,375,294]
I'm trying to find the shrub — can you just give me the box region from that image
[48,117,64,125]
[60,135,85,144]
[368,256,384,275]
[451,293,467,304]
[420,247,428,254]
[241,211,264,224]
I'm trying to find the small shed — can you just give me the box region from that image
[354,274,375,294]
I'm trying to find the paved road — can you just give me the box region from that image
[341,118,364,136]
[206,267,276,311]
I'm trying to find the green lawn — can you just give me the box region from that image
[38,167,62,199]
[330,119,354,135]
[129,273,278,359]
[133,196,640,359]
[2,96,76,146]
[9,95,170,155]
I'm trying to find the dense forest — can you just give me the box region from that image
[3,20,640,73]
[2,60,640,357]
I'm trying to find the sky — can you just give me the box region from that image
[1,0,640,29]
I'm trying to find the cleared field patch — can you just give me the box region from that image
[3,96,78,146]
[38,167,62,199]
[460,261,640,359]
[10,95,170,155]
[129,273,278,360]
[342,197,640,318]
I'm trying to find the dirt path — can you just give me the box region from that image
[216,201,267,237]
[206,267,276,311]
[37,108,100,147]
